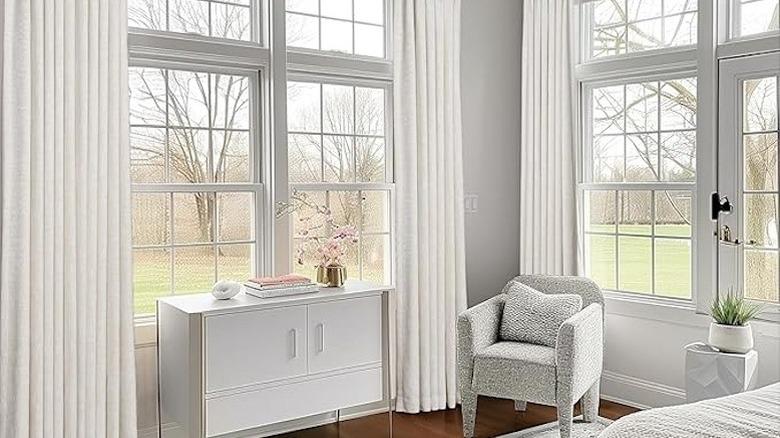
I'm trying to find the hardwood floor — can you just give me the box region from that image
[276,397,639,438]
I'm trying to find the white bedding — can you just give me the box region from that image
[600,383,780,438]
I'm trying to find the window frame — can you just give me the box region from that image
[580,70,699,303]
[728,0,780,41]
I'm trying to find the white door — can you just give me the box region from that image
[307,296,382,374]
[717,52,780,317]
[205,306,308,392]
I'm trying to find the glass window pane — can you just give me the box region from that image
[174,246,215,294]
[321,18,353,53]
[744,249,779,302]
[355,24,384,57]
[592,85,625,135]
[665,12,697,46]
[128,0,166,31]
[212,3,251,41]
[628,18,663,53]
[288,82,322,132]
[592,25,627,59]
[169,128,210,183]
[661,130,696,181]
[130,68,166,126]
[173,192,215,244]
[586,190,616,233]
[618,236,652,293]
[287,13,320,50]
[744,134,778,191]
[323,135,355,182]
[289,134,323,183]
[168,70,210,128]
[590,0,697,60]
[592,135,624,182]
[213,130,249,182]
[743,77,778,133]
[131,127,166,183]
[292,191,329,239]
[168,0,210,36]
[626,134,659,181]
[356,137,385,182]
[655,191,692,237]
[287,0,319,15]
[355,0,384,25]
[321,0,352,20]
[744,194,778,248]
[133,248,171,315]
[660,78,697,130]
[329,191,361,229]
[587,234,616,290]
[355,87,385,135]
[212,74,249,130]
[133,193,171,245]
[655,238,691,298]
[218,192,253,242]
[362,234,390,284]
[217,244,254,281]
[362,191,390,233]
[628,0,662,21]
[323,84,354,134]
[626,82,659,133]
[618,191,652,235]
[737,0,780,37]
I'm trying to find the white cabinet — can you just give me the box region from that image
[205,306,307,392]
[157,282,391,438]
[308,296,382,374]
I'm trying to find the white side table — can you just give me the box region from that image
[684,342,758,403]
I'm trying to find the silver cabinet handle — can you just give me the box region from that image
[318,323,325,352]
[291,329,298,358]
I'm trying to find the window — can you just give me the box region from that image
[287,78,393,284]
[740,75,778,302]
[585,0,697,59]
[128,0,254,41]
[129,66,260,315]
[583,76,697,299]
[731,0,780,38]
[286,0,386,57]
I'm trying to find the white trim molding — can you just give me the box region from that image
[601,370,687,410]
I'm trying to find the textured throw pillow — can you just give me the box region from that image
[499,282,583,347]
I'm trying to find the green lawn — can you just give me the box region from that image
[587,224,691,299]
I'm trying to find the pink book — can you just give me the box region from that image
[248,273,311,287]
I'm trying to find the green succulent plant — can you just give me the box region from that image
[710,291,763,326]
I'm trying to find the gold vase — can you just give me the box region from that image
[316,265,346,287]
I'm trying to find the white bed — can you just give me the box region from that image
[600,382,780,437]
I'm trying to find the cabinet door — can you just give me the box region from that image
[205,306,307,392]
[307,295,382,374]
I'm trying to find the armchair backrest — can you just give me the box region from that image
[503,275,604,311]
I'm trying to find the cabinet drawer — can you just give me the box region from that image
[205,368,383,437]
[205,306,307,393]
[308,296,382,374]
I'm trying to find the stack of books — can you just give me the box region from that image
[244,274,319,299]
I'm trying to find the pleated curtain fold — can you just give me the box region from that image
[0,0,138,436]
[519,0,578,276]
[393,0,468,413]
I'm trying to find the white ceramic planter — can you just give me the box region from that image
[708,322,754,354]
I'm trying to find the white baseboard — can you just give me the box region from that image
[601,370,686,410]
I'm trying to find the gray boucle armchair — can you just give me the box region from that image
[457,275,604,438]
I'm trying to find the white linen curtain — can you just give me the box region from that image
[393,0,468,413]
[519,0,578,275]
[0,0,137,436]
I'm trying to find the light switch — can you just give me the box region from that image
[465,193,478,213]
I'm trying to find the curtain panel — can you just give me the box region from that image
[393,0,468,413]
[0,0,137,436]
[519,0,578,276]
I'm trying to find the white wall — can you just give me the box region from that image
[460,0,522,306]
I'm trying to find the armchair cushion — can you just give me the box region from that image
[473,341,557,405]
[499,282,582,347]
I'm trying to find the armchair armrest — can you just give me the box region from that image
[555,303,603,400]
[457,294,505,393]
